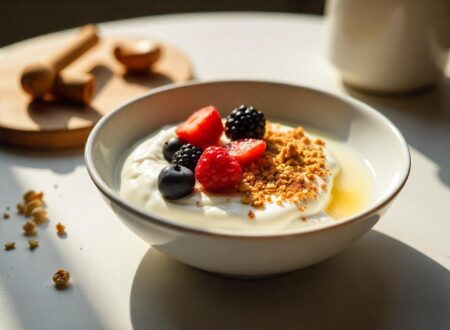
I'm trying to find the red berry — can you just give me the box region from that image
[224,139,266,166]
[195,146,242,193]
[175,106,224,148]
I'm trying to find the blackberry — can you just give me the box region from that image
[172,144,203,171]
[225,105,266,140]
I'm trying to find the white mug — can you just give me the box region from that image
[327,0,450,93]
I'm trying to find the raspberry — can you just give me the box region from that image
[224,139,266,166]
[195,146,242,193]
[175,106,224,148]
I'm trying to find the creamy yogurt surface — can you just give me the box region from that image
[119,124,348,234]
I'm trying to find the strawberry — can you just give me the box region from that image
[175,106,224,149]
[224,139,266,166]
[195,146,242,193]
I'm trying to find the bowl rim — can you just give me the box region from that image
[85,79,411,239]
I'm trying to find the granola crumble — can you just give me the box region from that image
[53,269,70,288]
[238,123,330,210]
[31,207,47,224]
[16,203,25,214]
[56,222,66,235]
[23,221,37,236]
[23,191,44,203]
[4,242,15,250]
[28,239,39,250]
[25,199,43,216]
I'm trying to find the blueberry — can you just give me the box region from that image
[163,137,186,162]
[157,165,195,199]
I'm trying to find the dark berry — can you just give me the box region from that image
[225,105,266,140]
[157,165,195,200]
[163,137,187,162]
[172,144,203,171]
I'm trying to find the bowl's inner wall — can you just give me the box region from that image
[90,81,408,208]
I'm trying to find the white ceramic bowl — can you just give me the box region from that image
[85,80,410,278]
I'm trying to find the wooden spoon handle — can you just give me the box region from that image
[49,24,99,72]
[52,73,96,105]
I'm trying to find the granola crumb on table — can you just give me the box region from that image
[56,222,66,235]
[7,190,75,292]
[28,239,39,250]
[238,123,330,210]
[4,242,16,250]
[31,207,48,224]
[16,203,25,214]
[25,199,43,216]
[23,221,37,236]
[23,190,44,203]
[53,269,70,288]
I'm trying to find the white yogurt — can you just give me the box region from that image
[119,124,341,233]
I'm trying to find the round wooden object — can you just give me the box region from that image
[0,33,192,149]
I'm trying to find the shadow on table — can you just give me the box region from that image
[342,76,450,188]
[130,230,450,330]
[0,145,84,174]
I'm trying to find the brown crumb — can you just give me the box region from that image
[23,221,37,236]
[315,138,326,146]
[53,269,70,288]
[3,212,10,219]
[4,242,15,250]
[247,210,255,219]
[238,123,330,210]
[23,190,44,203]
[56,222,66,235]
[25,199,43,216]
[31,207,47,224]
[28,239,39,250]
[16,203,25,214]
[301,217,307,221]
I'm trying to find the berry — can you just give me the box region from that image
[157,165,195,200]
[195,146,242,193]
[225,105,266,140]
[163,137,187,162]
[175,106,224,148]
[172,144,203,171]
[224,139,266,167]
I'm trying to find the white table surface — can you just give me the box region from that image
[0,12,449,330]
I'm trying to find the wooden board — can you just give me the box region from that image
[0,34,192,149]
